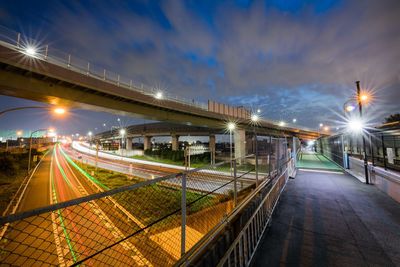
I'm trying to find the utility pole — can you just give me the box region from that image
[356,81,369,184]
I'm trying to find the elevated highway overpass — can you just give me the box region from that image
[0,31,319,142]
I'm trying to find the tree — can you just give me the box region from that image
[384,113,400,123]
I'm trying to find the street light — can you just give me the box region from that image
[28,128,53,173]
[227,122,235,175]
[24,46,37,57]
[279,121,286,127]
[155,91,163,100]
[292,118,297,123]
[0,106,67,117]
[356,81,369,184]
[251,114,259,186]
[119,128,126,156]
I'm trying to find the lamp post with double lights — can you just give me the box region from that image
[343,81,370,184]
[356,81,370,184]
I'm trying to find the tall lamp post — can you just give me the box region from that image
[251,114,259,186]
[28,128,53,173]
[227,122,236,175]
[356,81,369,184]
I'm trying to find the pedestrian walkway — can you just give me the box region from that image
[252,169,400,266]
[297,151,342,171]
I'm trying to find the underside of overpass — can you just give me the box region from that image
[0,42,320,141]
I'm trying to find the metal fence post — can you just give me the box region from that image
[381,134,387,170]
[181,173,187,256]
[233,160,237,207]
[268,136,272,177]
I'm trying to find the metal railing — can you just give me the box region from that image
[0,25,208,111]
[217,159,294,267]
[0,150,259,266]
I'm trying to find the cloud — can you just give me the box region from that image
[0,0,399,128]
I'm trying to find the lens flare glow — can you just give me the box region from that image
[24,46,37,56]
[347,119,364,133]
[227,122,235,131]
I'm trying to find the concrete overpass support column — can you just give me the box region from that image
[234,129,246,164]
[126,137,133,150]
[144,136,152,151]
[171,134,179,151]
[209,135,216,164]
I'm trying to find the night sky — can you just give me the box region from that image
[0,0,399,137]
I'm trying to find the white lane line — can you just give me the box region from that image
[49,148,66,267]
[62,150,152,266]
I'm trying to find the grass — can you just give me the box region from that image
[75,161,217,224]
[132,155,209,168]
[0,151,44,215]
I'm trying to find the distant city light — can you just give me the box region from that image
[24,46,36,56]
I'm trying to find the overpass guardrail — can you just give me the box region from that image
[0,25,208,111]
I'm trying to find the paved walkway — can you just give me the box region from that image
[252,169,400,266]
[297,152,342,171]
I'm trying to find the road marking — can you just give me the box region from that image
[49,148,67,267]
[60,145,152,266]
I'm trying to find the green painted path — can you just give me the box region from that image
[297,152,342,171]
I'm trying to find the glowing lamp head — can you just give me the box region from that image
[24,46,36,56]
[324,126,330,131]
[292,118,297,123]
[119,129,126,136]
[88,131,93,136]
[227,122,235,131]
[251,114,259,122]
[54,107,66,115]
[347,119,364,133]
[319,123,324,127]
[360,94,368,102]
[279,121,286,127]
[16,130,23,136]
[345,105,356,112]
[155,91,163,100]
[257,109,261,114]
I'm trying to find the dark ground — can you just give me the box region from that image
[252,169,400,267]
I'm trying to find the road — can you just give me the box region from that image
[0,144,174,266]
[69,142,255,194]
[0,143,256,265]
